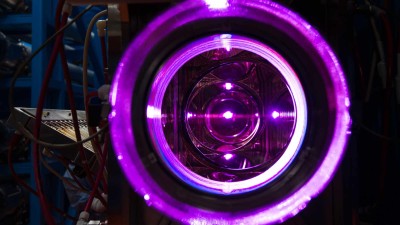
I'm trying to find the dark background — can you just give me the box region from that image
[286,1,400,224]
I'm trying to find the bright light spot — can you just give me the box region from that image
[272,111,280,119]
[224,153,233,160]
[187,112,193,118]
[220,34,232,39]
[220,34,232,51]
[147,106,161,118]
[144,194,150,201]
[224,82,232,90]
[222,185,233,193]
[344,112,351,126]
[345,97,350,107]
[241,160,247,169]
[205,0,229,9]
[223,111,233,119]
[255,113,259,117]
[117,155,123,160]
[110,110,116,118]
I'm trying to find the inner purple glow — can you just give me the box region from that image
[147,35,307,193]
[109,0,350,224]
[187,83,261,148]
[207,99,250,138]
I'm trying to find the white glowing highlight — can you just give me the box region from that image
[117,155,123,160]
[110,110,116,118]
[144,194,150,201]
[224,82,233,90]
[205,0,229,9]
[223,111,233,119]
[241,160,247,169]
[272,111,280,119]
[187,112,193,118]
[220,34,233,51]
[222,39,232,51]
[147,106,161,119]
[224,153,233,160]
[345,97,350,107]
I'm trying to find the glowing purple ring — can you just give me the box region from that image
[147,35,307,194]
[109,0,351,224]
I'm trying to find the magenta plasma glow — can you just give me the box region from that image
[109,0,351,224]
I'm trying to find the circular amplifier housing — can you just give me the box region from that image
[109,0,351,224]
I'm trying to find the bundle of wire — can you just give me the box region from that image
[7,1,109,224]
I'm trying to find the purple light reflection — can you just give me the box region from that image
[109,0,351,224]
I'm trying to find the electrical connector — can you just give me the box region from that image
[91,193,108,213]
[96,19,107,37]
[76,211,90,225]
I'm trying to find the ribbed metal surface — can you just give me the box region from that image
[42,119,93,151]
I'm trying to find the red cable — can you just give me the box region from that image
[32,2,107,222]
[85,91,99,108]
[54,5,95,192]
[8,133,78,222]
[57,8,109,209]
[57,14,97,189]
[83,133,108,212]
[33,44,62,225]
[32,4,70,225]
[84,90,105,191]
[55,0,65,28]
[100,173,108,194]
[57,154,89,192]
